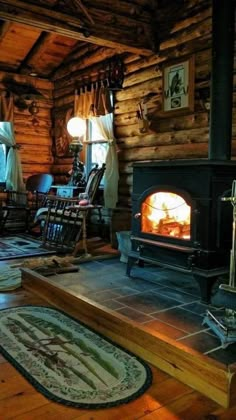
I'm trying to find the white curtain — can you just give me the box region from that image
[0,121,25,191]
[0,92,25,192]
[92,113,119,209]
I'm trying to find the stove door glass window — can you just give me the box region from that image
[141,192,191,240]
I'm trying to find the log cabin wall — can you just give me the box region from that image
[0,72,54,181]
[0,73,53,232]
[52,0,236,244]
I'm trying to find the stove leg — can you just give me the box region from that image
[126,255,137,276]
[138,259,144,267]
[193,274,218,303]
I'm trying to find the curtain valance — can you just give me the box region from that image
[74,83,112,119]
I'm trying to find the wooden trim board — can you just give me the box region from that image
[21,268,236,408]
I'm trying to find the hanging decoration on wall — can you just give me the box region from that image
[54,108,74,157]
[28,100,40,126]
[107,55,125,91]
[137,100,149,134]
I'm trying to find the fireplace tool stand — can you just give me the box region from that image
[203,180,236,348]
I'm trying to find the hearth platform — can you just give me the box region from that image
[21,267,236,409]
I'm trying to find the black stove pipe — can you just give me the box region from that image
[209,0,235,160]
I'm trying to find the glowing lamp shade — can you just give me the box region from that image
[67,117,86,138]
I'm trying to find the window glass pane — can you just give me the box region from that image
[91,143,108,168]
[0,144,6,182]
[90,120,104,141]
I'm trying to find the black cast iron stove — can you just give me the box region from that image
[127,160,236,302]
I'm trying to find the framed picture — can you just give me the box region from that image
[162,56,194,115]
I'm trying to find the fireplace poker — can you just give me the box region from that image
[203,180,236,347]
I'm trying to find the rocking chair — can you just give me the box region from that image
[38,164,105,253]
[0,173,53,233]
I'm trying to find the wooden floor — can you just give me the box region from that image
[1,287,236,419]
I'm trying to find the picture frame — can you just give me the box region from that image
[162,56,195,115]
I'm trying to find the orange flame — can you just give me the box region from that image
[141,192,191,240]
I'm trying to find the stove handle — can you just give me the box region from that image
[134,212,141,219]
[187,253,196,268]
[137,244,144,253]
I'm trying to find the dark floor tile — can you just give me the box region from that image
[144,319,187,340]
[129,266,163,283]
[79,260,103,270]
[65,284,91,295]
[153,307,205,334]
[207,342,236,365]
[83,289,123,302]
[176,283,201,298]
[151,270,201,295]
[120,277,164,293]
[110,286,141,297]
[154,287,198,304]
[115,306,155,323]
[177,331,221,353]
[79,265,122,277]
[101,300,125,310]
[181,302,209,316]
[72,276,115,291]
[77,271,127,289]
[98,257,122,266]
[115,291,181,315]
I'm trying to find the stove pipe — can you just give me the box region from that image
[209,0,235,161]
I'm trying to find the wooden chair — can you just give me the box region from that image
[38,164,105,253]
[2,173,54,232]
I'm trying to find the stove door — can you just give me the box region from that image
[141,190,191,241]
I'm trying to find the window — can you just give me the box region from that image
[86,119,108,170]
[84,91,113,184]
[85,114,113,185]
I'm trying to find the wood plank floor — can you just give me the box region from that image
[1,288,236,419]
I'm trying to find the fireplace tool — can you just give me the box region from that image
[203,180,236,348]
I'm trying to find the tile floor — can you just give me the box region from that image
[48,255,236,366]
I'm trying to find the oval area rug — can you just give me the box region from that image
[0,305,152,408]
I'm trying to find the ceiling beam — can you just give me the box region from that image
[18,32,52,75]
[0,20,11,38]
[0,0,153,56]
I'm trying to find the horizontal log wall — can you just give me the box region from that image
[53,0,236,238]
[0,71,54,181]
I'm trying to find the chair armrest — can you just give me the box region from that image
[45,195,78,205]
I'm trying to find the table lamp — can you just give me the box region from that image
[67,116,86,187]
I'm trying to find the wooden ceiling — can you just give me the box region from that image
[0,0,154,80]
[0,0,205,81]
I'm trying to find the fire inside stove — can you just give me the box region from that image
[141,192,191,240]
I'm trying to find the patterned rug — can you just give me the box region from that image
[0,306,152,408]
[0,235,55,261]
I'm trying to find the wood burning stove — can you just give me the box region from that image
[127,160,236,302]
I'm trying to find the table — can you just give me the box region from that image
[50,185,81,198]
